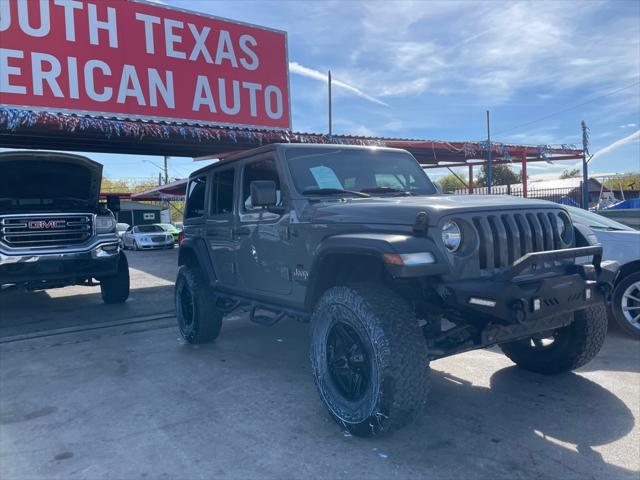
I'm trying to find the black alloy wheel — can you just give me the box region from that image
[326,321,372,402]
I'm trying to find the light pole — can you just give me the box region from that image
[486,110,493,194]
[581,121,590,210]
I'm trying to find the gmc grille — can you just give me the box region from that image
[472,210,568,272]
[0,215,93,248]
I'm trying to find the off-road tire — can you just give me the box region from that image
[310,284,430,437]
[500,305,608,374]
[175,265,222,344]
[611,271,640,340]
[100,254,130,304]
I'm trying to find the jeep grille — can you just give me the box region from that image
[472,211,568,272]
[0,214,93,248]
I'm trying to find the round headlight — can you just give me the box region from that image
[442,221,462,252]
[557,212,573,243]
[556,214,566,236]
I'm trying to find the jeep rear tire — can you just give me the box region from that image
[310,284,430,437]
[100,254,130,304]
[175,265,222,344]
[499,305,607,374]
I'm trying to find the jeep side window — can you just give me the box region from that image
[210,168,235,215]
[242,158,282,211]
[185,176,207,219]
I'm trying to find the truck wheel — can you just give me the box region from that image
[610,272,640,339]
[310,284,430,437]
[499,305,607,374]
[175,265,222,344]
[100,254,130,304]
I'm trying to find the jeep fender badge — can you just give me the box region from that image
[413,212,429,235]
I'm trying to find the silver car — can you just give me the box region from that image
[566,206,640,339]
[122,224,174,250]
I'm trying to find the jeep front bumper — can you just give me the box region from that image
[436,246,618,325]
[0,241,120,286]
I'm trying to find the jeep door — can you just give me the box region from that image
[234,155,293,296]
[205,166,239,286]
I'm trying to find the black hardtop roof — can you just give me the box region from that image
[189,143,409,178]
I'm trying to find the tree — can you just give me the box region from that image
[438,173,467,193]
[101,177,158,193]
[560,168,581,179]
[475,164,521,187]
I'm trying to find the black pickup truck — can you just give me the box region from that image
[0,151,129,303]
[175,143,617,436]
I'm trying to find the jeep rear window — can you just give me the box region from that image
[185,177,207,218]
[285,148,438,195]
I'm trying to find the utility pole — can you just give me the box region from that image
[328,70,332,139]
[163,156,169,185]
[581,121,590,210]
[486,110,493,194]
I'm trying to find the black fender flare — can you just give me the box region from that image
[178,237,218,287]
[305,233,448,309]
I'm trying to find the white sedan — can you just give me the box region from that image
[122,225,175,250]
[566,206,640,339]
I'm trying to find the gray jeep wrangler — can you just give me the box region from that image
[0,151,129,303]
[176,144,616,436]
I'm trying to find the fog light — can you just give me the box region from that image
[532,298,541,311]
[469,297,496,307]
[585,288,592,300]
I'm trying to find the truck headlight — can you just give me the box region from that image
[442,221,462,252]
[95,215,116,233]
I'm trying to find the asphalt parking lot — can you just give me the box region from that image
[1,248,639,480]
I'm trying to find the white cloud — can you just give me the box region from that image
[620,123,637,128]
[588,130,640,164]
[289,62,388,107]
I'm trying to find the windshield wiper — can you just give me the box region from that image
[359,187,413,196]
[302,188,370,198]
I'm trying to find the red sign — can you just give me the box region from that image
[0,0,290,129]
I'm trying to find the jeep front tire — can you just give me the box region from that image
[310,284,430,437]
[499,305,608,374]
[175,265,222,343]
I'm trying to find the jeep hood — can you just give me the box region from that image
[0,151,102,212]
[304,194,563,226]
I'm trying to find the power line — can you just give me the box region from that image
[493,80,640,137]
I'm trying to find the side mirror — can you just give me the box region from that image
[106,195,121,212]
[250,180,277,208]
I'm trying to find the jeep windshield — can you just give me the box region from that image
[285,147,438,197]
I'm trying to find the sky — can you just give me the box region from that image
[9,0,640,183]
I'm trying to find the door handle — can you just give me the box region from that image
[233,227,251,237]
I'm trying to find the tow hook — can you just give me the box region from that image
[511,298,527,324]
[599,283,613,304]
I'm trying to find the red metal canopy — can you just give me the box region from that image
[1,107,583,198]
